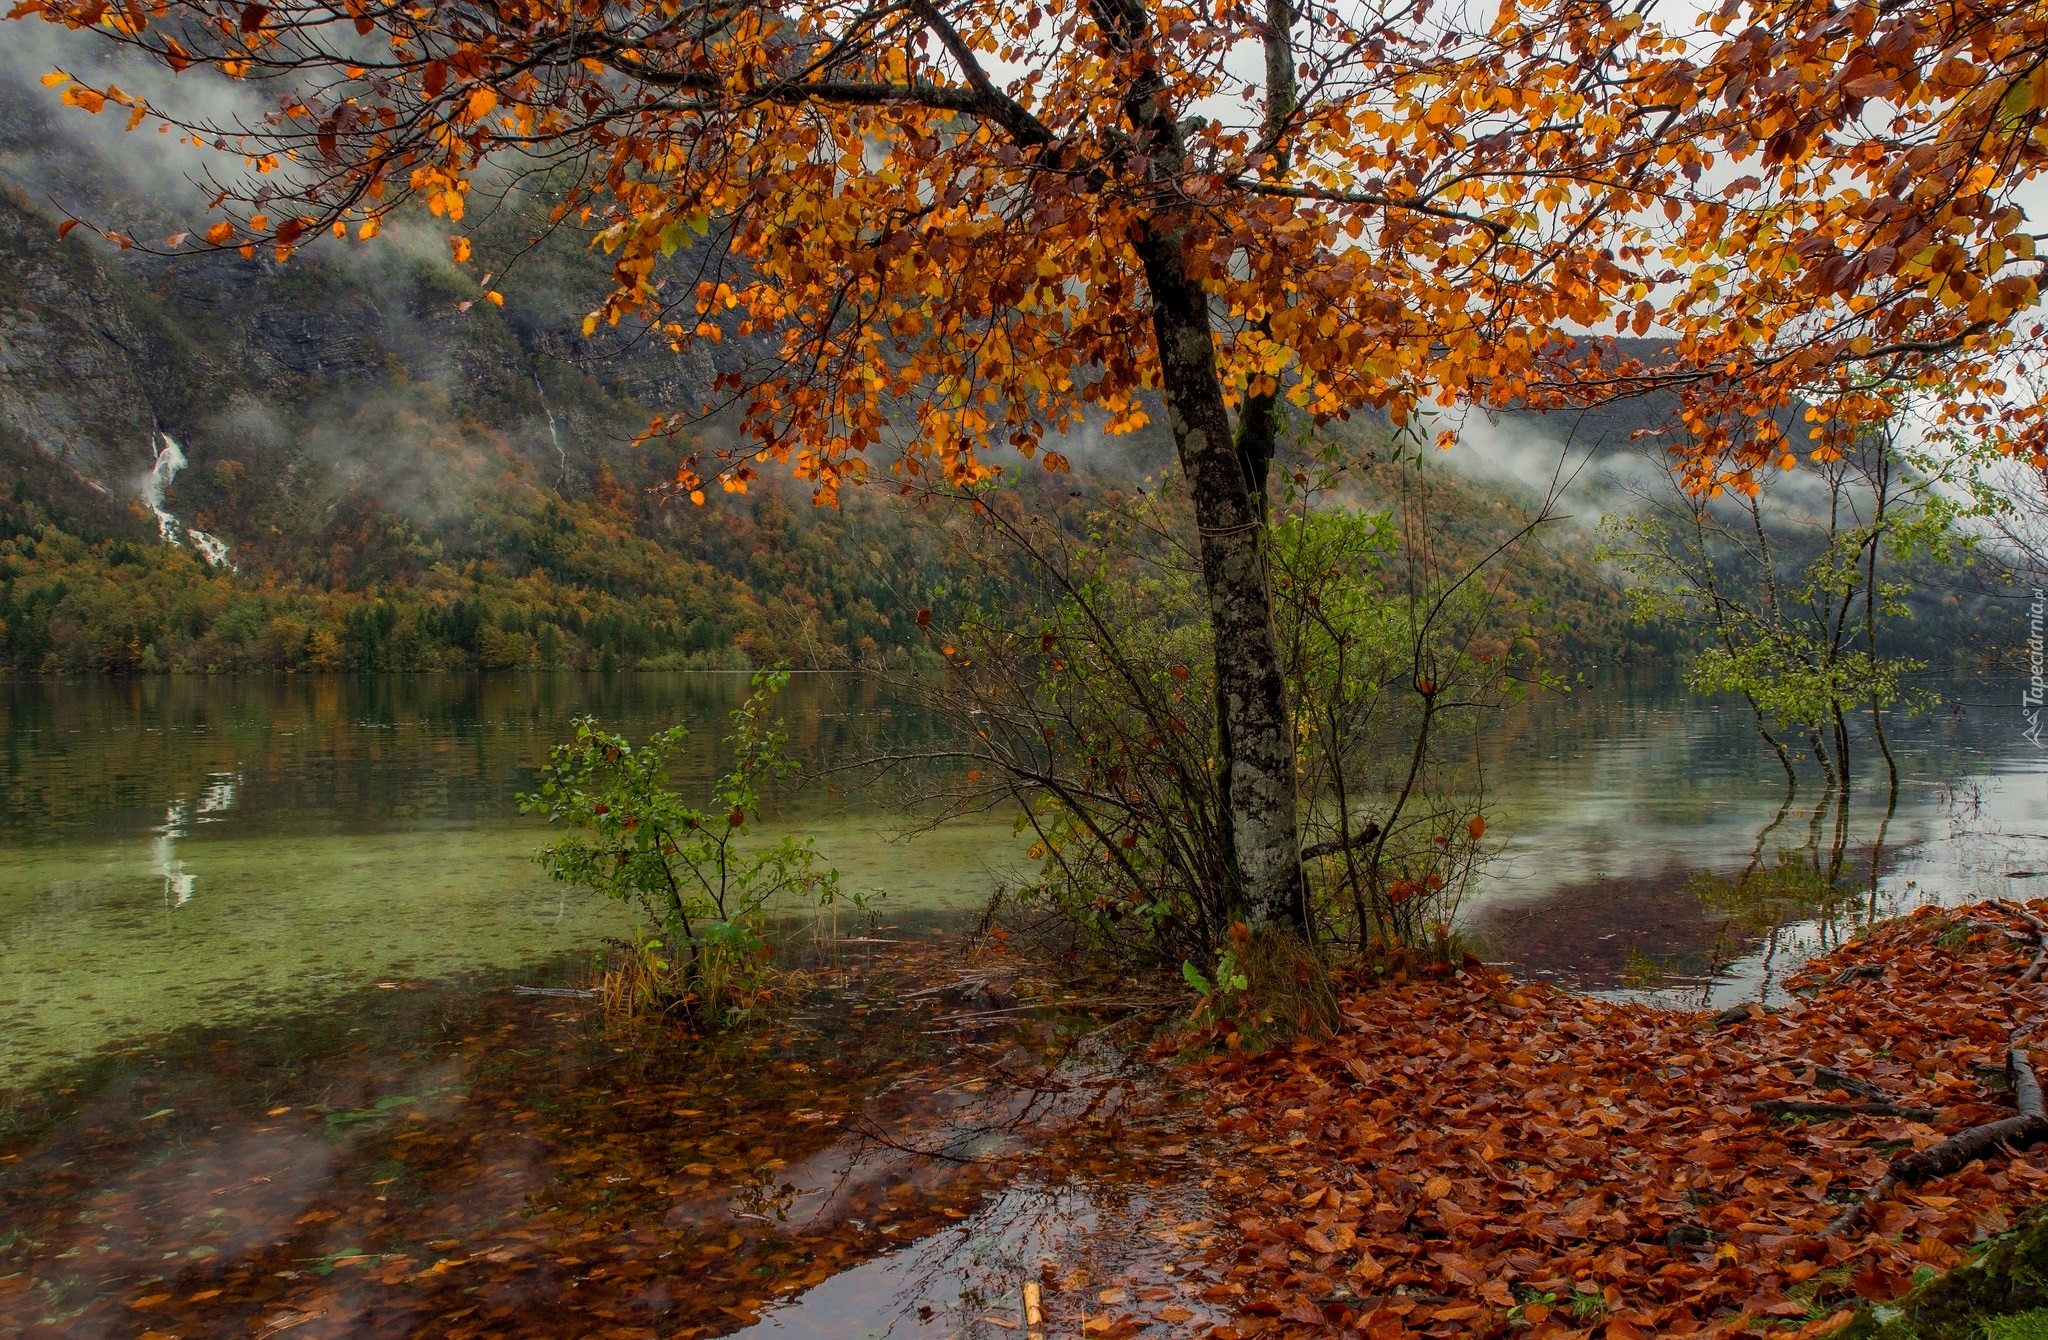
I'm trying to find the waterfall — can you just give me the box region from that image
[142,435,187,544]
[533,375,568,489]
[187,529,233,568]
[140,433,235,570]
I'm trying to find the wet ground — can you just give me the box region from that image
[0,931,1237,1340]
[8,669,2048,1337]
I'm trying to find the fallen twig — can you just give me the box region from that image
[1767,1061,1885,1100]
[1753,1099,1938,1122]
[2001,900,2048,986]
[1825,1040,2047,1236]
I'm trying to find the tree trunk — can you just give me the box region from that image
[1132,220,1306,932]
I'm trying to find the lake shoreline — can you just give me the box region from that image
[1182,901,2048,1339]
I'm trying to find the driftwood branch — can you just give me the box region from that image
[1825,1041,2047,1236]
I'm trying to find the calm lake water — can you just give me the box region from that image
[1,668,2043,1338]
[4,668,2045,1078]
[0,673,1023,1084]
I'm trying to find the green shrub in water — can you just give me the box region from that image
[518,665,848,1025]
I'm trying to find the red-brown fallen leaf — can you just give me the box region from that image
[1189,900,2048,1336]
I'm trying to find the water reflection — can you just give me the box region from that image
[1473,673,2048,1004]
[0,674,936,845]
[0,945,1213,1340]
[0,675,1024,1085]
[149,774,238,909]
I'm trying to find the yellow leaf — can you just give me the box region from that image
[484,290,503,307]
[449,235,471,263]
[466,86,497,120]
[40,70,69,88]
[205,220,234,244]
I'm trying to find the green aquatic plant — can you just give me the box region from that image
[518,665,849,1024]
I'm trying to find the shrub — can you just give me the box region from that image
[517,665,846,1026]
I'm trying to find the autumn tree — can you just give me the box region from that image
[1592,0,2048,493]
[17,0,2048,933]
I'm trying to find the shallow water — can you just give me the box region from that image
[5,668,2044,1075]
[0,674,1025,1083]
[1472,670,2048,1003]
[3,667,2046,1338]
[0,946,1221,1340]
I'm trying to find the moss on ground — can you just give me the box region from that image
[1835,1208,2048,1338]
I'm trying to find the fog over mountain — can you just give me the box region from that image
[0,38,2027,674]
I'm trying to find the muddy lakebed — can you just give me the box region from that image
[3,670,2045,1337]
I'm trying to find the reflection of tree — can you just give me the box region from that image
[1683,764,1900,1002]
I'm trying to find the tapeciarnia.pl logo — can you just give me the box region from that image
[2026,590,2046,749]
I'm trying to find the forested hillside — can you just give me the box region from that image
[0,41,2013,676]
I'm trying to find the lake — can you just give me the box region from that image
[1,668,2043,1338]
[5,667,2045,1079]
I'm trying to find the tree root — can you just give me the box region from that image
[1753,1099,1938,1122]
[2001,900,2048,986]
[1824,1041,2047,1237]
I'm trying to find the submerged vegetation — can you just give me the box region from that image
[520,667,850,1025]
[6,0,2048,1325]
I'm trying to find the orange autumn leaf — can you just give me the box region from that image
[20,0,2048,928]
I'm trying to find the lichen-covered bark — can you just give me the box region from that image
[1132,222,1306,931]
